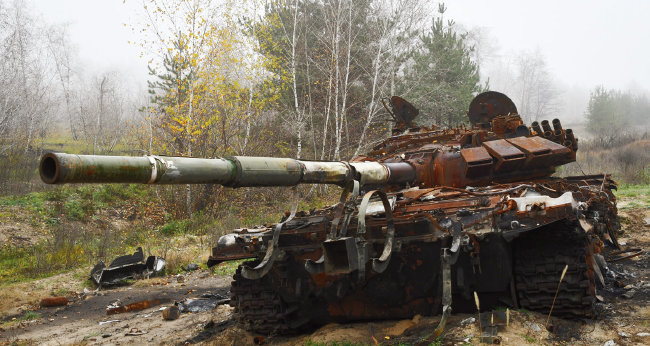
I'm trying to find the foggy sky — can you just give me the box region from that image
[446,0,650,91]
[32,0,650,92]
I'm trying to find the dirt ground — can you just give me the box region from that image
[0,207,648,345]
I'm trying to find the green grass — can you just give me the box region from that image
[615,183,650,198]
[0,184,152,223]
[523,335,537,343]
[211,259,246,276]
[0,242,88,285]
[20,311,40,321]
[0,311,41,328]
[614,184,650,209]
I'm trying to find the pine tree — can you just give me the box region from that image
[401,3,482,127]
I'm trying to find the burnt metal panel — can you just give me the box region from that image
[460,146,493,177]
[482,139,525,172]
[506,136,572,168]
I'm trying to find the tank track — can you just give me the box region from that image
[230,262,308,335]
[514,225,596,318]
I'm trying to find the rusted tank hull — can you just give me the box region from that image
[215,176,618,334]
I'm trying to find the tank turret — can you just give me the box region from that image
[41,92,577,190]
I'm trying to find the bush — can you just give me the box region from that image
[159,218,190,236]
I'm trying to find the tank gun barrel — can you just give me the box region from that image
[39,152,415,187]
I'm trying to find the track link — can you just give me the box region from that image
[514,224,596,318]
[230,261,308,335]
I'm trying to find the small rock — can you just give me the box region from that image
[162,306,180,321]
[623,284,634,290]
[637,332,650,337]
[524,322,542,332]
[603,340,616,346]
[185,263,199,271]
[618,331,629,338]
[460,317,475,326]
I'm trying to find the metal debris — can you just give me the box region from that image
[106,299,163,315]
[98,319,121,325]
[183,263,199,271]
[176,293,229,313]
[479,311,506,344]
[40,297,68,307]
[90,247,165,286]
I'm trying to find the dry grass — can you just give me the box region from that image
[158,234,211,274]
[562,138,650,184]
[0,267,89,318]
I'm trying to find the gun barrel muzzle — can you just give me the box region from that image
[531,121,543,136]
[552,118,563,132]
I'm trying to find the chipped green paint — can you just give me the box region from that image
[40,153,415,187]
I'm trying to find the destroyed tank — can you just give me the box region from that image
[40,91,619,336]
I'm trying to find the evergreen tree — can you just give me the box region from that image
[147,35,195,112]
[401,3,482,127]
[585,86,650,139]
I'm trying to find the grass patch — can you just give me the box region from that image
[0,184,336,287]
[21,311,40,321]
[615,183,650,198]
[523,334,537,343]
[211,259,246,277]
[0,311,41,328]
[159,218,191,237]
[614,184,650,209]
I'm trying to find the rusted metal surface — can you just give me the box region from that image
[40,297,68,307]
[90,247,165,285]
[40,91,620,336]
[212,92,618,335]
[467,91,518,126]
[106,299,162,315]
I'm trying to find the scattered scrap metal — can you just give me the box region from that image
[90,247,165,286]
[176,293,229,313]
[106,298,165,315]
[40,297,68,307]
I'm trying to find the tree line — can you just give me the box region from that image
[1,0,647,205]
[0,0,138,194]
